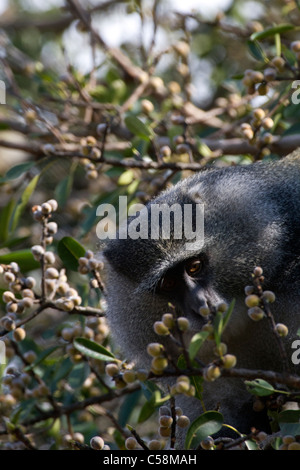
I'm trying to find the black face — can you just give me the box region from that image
[155,254,213,322]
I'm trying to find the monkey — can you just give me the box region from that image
[100,150,300,442]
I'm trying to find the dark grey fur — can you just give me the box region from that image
[101,151,300,437]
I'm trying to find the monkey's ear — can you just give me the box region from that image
[187,187,203,204]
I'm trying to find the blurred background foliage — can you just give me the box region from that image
[0,0,300,451]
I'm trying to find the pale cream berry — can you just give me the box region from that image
[3,291,15,303]
[25,277,36,289]
[248,306,265,321]
[22,289,35,299]
[264,67,277,81]
[141,99,154,114]
[47,199,58,212]
[61,327,74,342]
[204,365,221,382]
[151,356,168,372]
[177,317,190,331]
[245,294,260,308]
[1,316,16,331]
[282,435,295,445]
[153,321,169,336]
[175,381,190,394]
[174,41,190,57]
[159,406,171,416]
[159,415,173,428]
[6,301,18,313]
[4,272,15,283]
[160,146,172,158]
[200,436,214,450]
[148,440,162,450]
[161,313,175,328]
[24,350,37,364]
[90,436,105,450]
[199,306,210,317]
[291,41,300,52]
[46,222,58,235]
[262,290,276,303]
[20,297,34,309]
[250,71,264,83]
[31,245,45,260]
[147,342,164,357]
[213,342,227,357]
[262,117,274,130]
[88,259,100,270]
[275,323,288,337]
[159,426,171,437]
[85,250,94,259]
[288,442,300,450]
[73,432,84,444]
[222,354,237,369]
[44,252,56,265]
[125,437,137,450]
[253,108,265,120]
[105,363,119,377]
[45,267,59,279]
[62,300,75,312]
[253,266,263,276]
[41,202,52,215]
[176,415,190,428]
[122,370,137,384]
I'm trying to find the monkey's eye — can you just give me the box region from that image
[185,258,202,277]
[159,275,176,292]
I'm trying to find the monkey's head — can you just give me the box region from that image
[101,165,287,364]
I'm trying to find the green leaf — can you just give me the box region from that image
[189,331,209,360]
[177,354,204,401]
[0,198,15,243]
[0,161,36,183]
[57,236,86,271]
[222,299,235,331]
[185,411,224,450]
[54,174,74,207]
[24,346,58,371]
[119,389,142,427]
[190,375,204,401]
[275,33,281,57]
[73,337,117,361]
[214,300,235,346]
[0,249,40,272]
[124,115,153,140]
[245,379,275,396]
[50,357,74,390]
[245,439,259,450]
[247,40,268,62]
[213,311,223,347]
[10,174,40,232]
[250,24,295,42]
[138,390,161,424]
[278,409,300,436]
